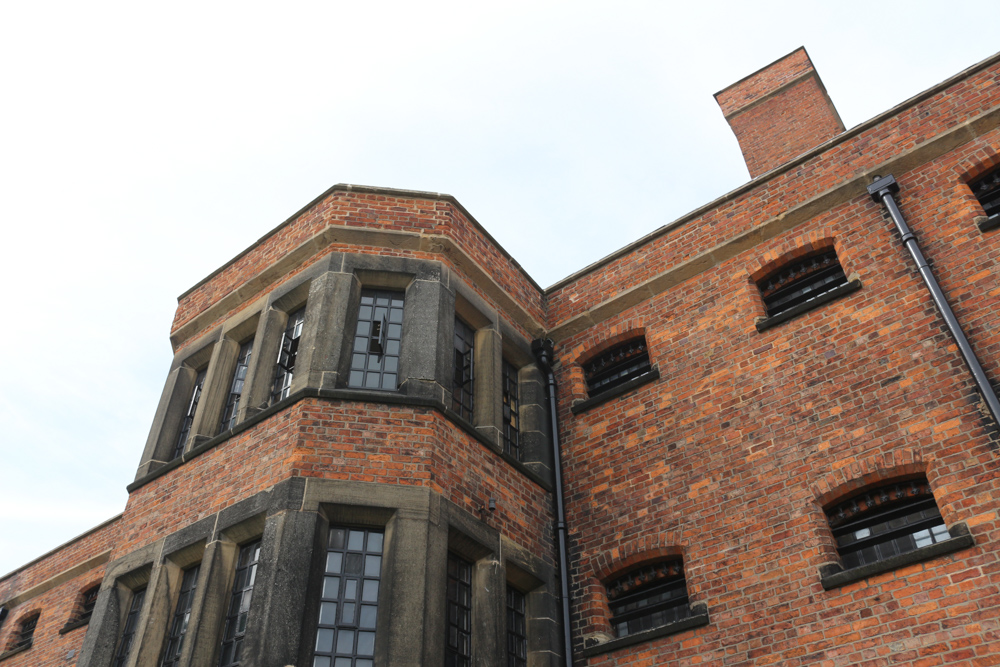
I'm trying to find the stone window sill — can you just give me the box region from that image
[977,214,1000,233]
[580,603,709,658]
[755,279,862,333]
[571,368,660,415]
[0,644,31,662]
[819,522,974,590]
[59,617,91,634]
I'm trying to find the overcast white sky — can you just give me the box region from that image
[0,0,994,577]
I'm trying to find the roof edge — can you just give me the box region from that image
[0,513,122,585]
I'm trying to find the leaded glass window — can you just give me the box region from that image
[271,308,306,404]
[113,589,146,667]
[584,339,651,397]
[173,369,206,459]
[8,613,38,652]
[452,318,475,421]
[311,527,384,667]
[827,479,950,570]
[348,289,404,391]
[160,564,201,667]
[607,561,690,638]
[502,360,520,459]
[219,340,253,433]
[218,541,261,667]
[445,554,472,667]
[758,249,848,318]
[506,586,527,667]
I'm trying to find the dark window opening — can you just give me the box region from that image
[220,339,254,433]
[502,360,520,460]
[173,369,206,459]
[445,553,473,667]
[452,318,475,421]
[113,589,146,667]
[160,564,201,667]
[8,613,38,652]
[607,561,690,638]
[69,585,100,626]
[311,527,384,667]
[506,586,527,667]
[584,339,652,397]
[270,308,305,404]
[348,289,404,391]
[758,249,848,318]
[970,165,1000,226]
[218,540,261,667]
[827,478,950,571]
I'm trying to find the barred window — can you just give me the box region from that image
[348,289,404,391]
[311,527,384,667]
[218,541,261,667]
[160,564,201,667]
[506,586,527,667]
[445,554,473,667]
[970,165,1000,227]
[584,339,652,397]
[113,590,146,667]
[270,308,306,404]
[7,613,38,652]
[219,340,254,433]
[63,585,100,629]
[173,369,206,459]
[758,249,848,319]
[607,561,690,638]
[501,360,520,459]
[827,478,950,570]
[452,318,475,421]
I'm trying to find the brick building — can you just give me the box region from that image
[3,46,1000,666]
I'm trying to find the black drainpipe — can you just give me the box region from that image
[868,174,1000,430]
[531,338,575,667]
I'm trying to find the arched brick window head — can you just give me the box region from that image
[584,338,651,397]
[9,613,38,651]
[758,249,848,319]
[827,478,949,570]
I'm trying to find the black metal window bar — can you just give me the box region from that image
[501,360,520,459]
[607,561,690,638]
[160,564,201,667]
[348,289,404,391]
[218,540,261,667]
[173,369,206,459]
[113,589,146,667]
[8,613,38,652]
[445,553,473,667]
[970,166,1000,228]
[584,339,652,397]
[827,479,950,570]
[311,527,384,667]
[759,249,848,319]
[452,318,475,421]
[219,340,253,433]
[73,585,100,625]
[270,308,306,404]
[506,586,527,667]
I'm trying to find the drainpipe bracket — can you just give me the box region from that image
[867,174,899,201]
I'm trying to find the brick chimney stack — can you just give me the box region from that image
[715,47,845,178]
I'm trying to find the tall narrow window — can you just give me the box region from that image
[219,340,254,433]
[7,613,38,652]
[606,561,691,638]
[218,540,261,667]
[501,359,520,459]
[445,554,473,667]
[348,289,404,391]
[452,318,475,421]
[311,527,384,667]
[160,564,201,667]
[827,478,950,570]
[584,338,652,397]
[970,165,1000,229]
[758,249,848,319]
[113,589,146,667]
[270,308,305,404]
[173,369,206,459]
[506,586,527,667]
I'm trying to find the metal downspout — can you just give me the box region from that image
[868,174,1000,430]
[531,338,575,667]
